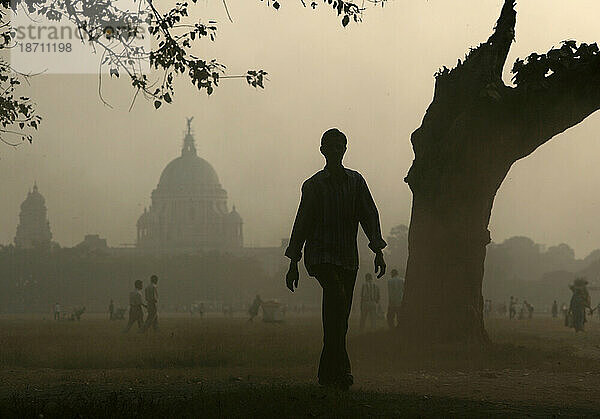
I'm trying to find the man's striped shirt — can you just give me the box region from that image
[285,167,387,276]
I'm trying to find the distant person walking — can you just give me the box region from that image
[484,299,492,318]
[509,296,516,320]
[285,128,387,391]
[561,303,569,327]
[569,278,591,332]
[109,299,115,320]
[72,306,85,321]
[53,302,61,321]
[387,269,404,329]
[551,300,558,318]
[360,274,380,331]
[248,295,263,322]
[523,300,533,319]
[124,280,145,332]
[142,275,159,332]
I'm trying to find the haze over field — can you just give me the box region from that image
[1,0,600,255]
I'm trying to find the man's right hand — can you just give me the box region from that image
[286,262,300,292]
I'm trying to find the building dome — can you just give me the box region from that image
[227,205,243,223]
[20,183,46,210]
[157,152,220,191]
[15,182,53,248]
[136,117,243,252]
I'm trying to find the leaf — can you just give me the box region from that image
[342,15,349,27]
[273,1,280,9]
[154,100,162,109]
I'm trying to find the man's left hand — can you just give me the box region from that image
[374,251,386,278]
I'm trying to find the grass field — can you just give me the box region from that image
[2,314,600,417]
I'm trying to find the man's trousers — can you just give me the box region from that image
[312,264,357,386]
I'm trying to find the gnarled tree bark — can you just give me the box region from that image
[400,0,600,343]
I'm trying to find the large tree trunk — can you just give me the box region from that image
[402,194,491,343]
[399,0,600,343]
[401,138,511,343]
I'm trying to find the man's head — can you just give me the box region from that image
[134,280,143,290]
[151,275,158,284]
[365,273,372,282]
[391,269,398,277]
[320,128,347,166]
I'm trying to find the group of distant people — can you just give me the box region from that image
[52,302,85,321]
[507,297,534,320]
[123,274,159,333]
[359,269,404,331]
[497,277,599,333]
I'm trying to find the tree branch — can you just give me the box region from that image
[509,64,600,159]
[410,0,517,158]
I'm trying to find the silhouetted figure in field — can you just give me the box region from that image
[569,278,591,332]
[592,303,600,320]
[387,268,404,329]
[360,273,380,331]
[518,300,533,320]
[248,295,263,322]
[285,128,387,390]
[551,300,558,318]
[71,306,85,321]
[109,299,114,320]
[517,301,526,320]
[561,303,569,327]
[497,302,507,317]
[53,302,61,321]
[142,275,159,332]
[509,296,516,320]
[484,299,492,318]
[124,280,145,332]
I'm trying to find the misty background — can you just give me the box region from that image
[1,0,600,256]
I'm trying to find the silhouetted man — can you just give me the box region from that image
[142,275,159,332]
[53,302,61,321]
[509,296,516,320]
[551,300,558,318]
[285,128,387,390]
[387,268,404,329]
[124,280,145,332]
[360,273,379,331]
[109,299,114,320]
[248,295,262,322]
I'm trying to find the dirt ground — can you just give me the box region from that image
[2,314,600,417]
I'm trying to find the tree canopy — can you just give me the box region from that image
[0,0,385,145]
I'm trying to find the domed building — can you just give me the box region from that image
[136,119,243,252]
[14,182,53,248]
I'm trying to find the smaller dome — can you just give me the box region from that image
[227,205,243,223]
[21,183,46,210]
[137,208,149,226]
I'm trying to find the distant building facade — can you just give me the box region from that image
[75,234,108,252]
[14,183,53,248]
[136,119,243,252]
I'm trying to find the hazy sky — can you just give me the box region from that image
[2,0,600,256]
